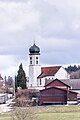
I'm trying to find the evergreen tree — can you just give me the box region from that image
[65,65,80,73]
[16,63,27,89]
[15,76,17,92]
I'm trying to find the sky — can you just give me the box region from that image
[0,0,80,77]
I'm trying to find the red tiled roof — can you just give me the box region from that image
[37,66,61,78]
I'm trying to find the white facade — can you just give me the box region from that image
[29,54,41,87]
[55,66,70,79]
[37,76,54,87]
[37,66,70,87]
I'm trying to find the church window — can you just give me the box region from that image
[30,57,32,64]
[36,60,38,64]
[30,57,32,60]
[30,61,32,64]
[40,79,41,85]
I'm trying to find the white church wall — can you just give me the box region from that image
[29,65,41,87]
[37,77,45,86]
[33,66,41,86]
[37,76,54,87]
[29,66,34,86]
[55,67,70,79]
[29,55,40,65]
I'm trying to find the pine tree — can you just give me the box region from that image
[16,63,27,89]
[15,76,17,92]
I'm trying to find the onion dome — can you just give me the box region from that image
[29,42,40,55]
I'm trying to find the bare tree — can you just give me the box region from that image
[12,107,36,120]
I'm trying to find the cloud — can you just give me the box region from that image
[0,1,40,32]
[0,0,80,77]
[0,55,28,77]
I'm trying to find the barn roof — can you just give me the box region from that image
[44,78,71,87]
[40,86,68,92]
[61,79,80,90]
[37,66,61,78]
[40,86,78,94]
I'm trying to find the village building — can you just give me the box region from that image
[28,43,70,90]
[37,66,70,87]
[0,74,5,93]
[39,79,78,105]
[60,79,80,102]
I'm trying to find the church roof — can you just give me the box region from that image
[37,66,61,78]
[29,43,40,55]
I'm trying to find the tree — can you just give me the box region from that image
[15,76,17,92]
[65,65,80,73]
[12,107,37,120]
[16,63,27,90]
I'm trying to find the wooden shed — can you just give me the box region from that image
[39,79,78,105]
[39,87,67,105]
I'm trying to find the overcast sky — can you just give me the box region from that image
[0,0,80,77]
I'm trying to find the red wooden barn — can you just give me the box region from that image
[45,79,71,90]
[39,79,78,105]
[40,87,67,105]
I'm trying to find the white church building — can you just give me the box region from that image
[28,43,70,90]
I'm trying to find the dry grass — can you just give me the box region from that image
[31,106,80,113]
[0,106,80,120]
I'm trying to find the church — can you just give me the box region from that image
[28,42,70,90]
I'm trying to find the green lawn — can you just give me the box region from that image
[0,106,80,120]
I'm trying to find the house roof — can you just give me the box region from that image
[40,86,68,92]
[37,66,61,78]
[44,78,71,87]
[60,79,80,90]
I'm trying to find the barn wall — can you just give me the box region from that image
[40,87,67,104]
[67,91,77,101]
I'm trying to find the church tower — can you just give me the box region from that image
[29,42,41,88]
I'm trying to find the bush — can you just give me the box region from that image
[14,89,39,107]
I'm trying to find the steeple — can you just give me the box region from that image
[29,42,40,55]
[29,42,41,87]
[34,41,35,45]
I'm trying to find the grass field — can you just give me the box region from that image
[0,106,80,120]
[37,112,80,120]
